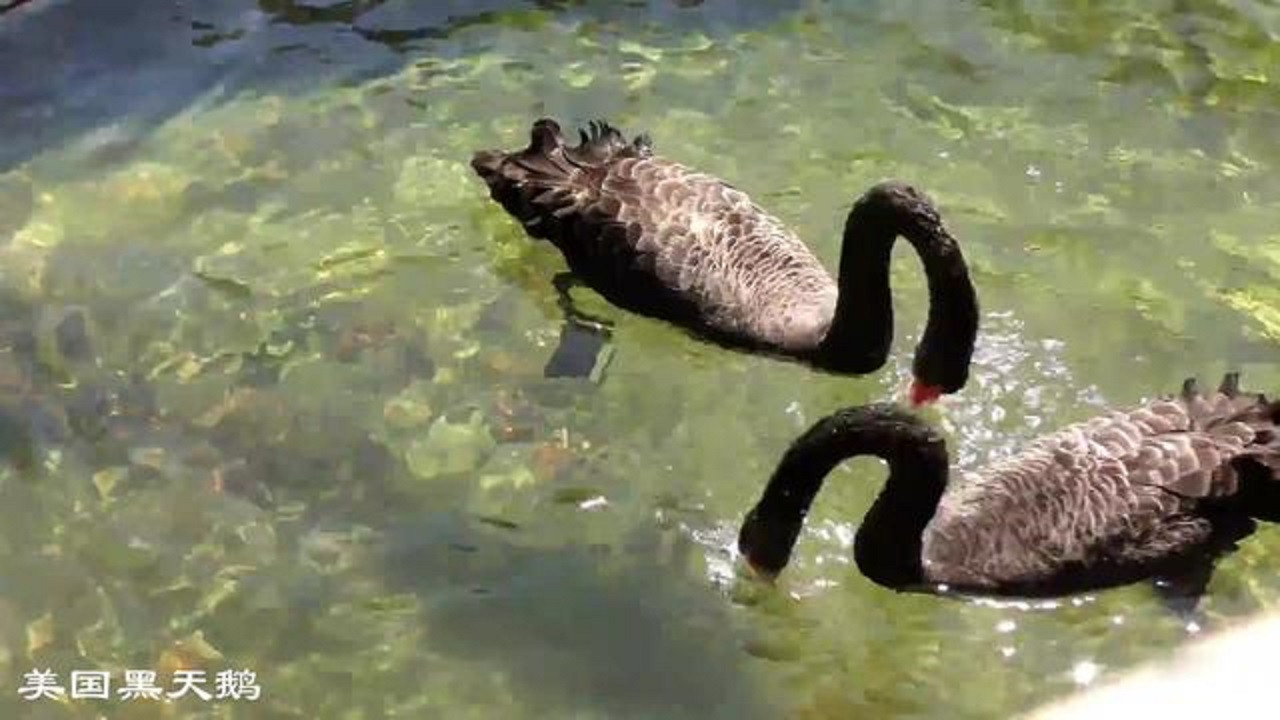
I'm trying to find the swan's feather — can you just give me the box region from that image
[923,374,1280,588]
[471,118,839,352]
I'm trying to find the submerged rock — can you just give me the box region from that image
[404,409,495,481]
[487,388,540,443]
[41,161,193,241]
[0,172,33,244]
[53,305,93,362]
[392,154,475,212]
[34,305,98,380]
[65,382,111,441]
[0,392,68,472]
[1,221,57,298]
[476,446,539,493]
[382,380,435,431]
[530,441,576,482]
[0,402,38,471]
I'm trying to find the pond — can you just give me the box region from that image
[1,0,1278,718]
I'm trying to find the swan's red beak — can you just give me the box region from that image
[909,380,944,407]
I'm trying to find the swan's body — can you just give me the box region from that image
[739,373,1280,594]
[471,118,979,403]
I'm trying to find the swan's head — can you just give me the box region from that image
[909,298,976,403]
[737,504,802,582]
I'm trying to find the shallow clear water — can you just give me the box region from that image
[2,1,1279,718]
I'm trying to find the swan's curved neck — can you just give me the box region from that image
[738,404,949,587]
[819,183,978,393]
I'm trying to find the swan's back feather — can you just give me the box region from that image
[924,374,1280,588]
[471,118,838,351]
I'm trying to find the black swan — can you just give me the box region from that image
[738,373,1280,594]
[471,119,979,405]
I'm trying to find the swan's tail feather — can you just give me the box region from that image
[470,119,573,187]
[471,118,651,239]
[1180,373,1280,480]
[1252,395,1280,476]
[471,118,650,186]
[566,119,648,164]
[1218,371,1242,397]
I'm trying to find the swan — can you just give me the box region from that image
[471,119,979,405]
[738,373,1280,594]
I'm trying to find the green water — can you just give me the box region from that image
[2,1,1280,718]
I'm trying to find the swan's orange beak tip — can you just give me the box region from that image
[909,380,944,407]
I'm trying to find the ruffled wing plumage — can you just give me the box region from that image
[924,373,1280,588]
[471,119,838,351]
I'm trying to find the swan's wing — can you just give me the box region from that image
[926,375,1278,586]
[929,427,1187,576]
[603,160,839,348]
[1017,379,1271,505]
[472,119,837,349]
[1113,373,1279,497]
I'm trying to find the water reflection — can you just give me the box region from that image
[0,0,809,171]
[381,513,779,719]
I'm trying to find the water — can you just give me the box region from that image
[1,1,1279,718]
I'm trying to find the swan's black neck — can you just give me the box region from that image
[737,404,950,588]
[818,182,979,394]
